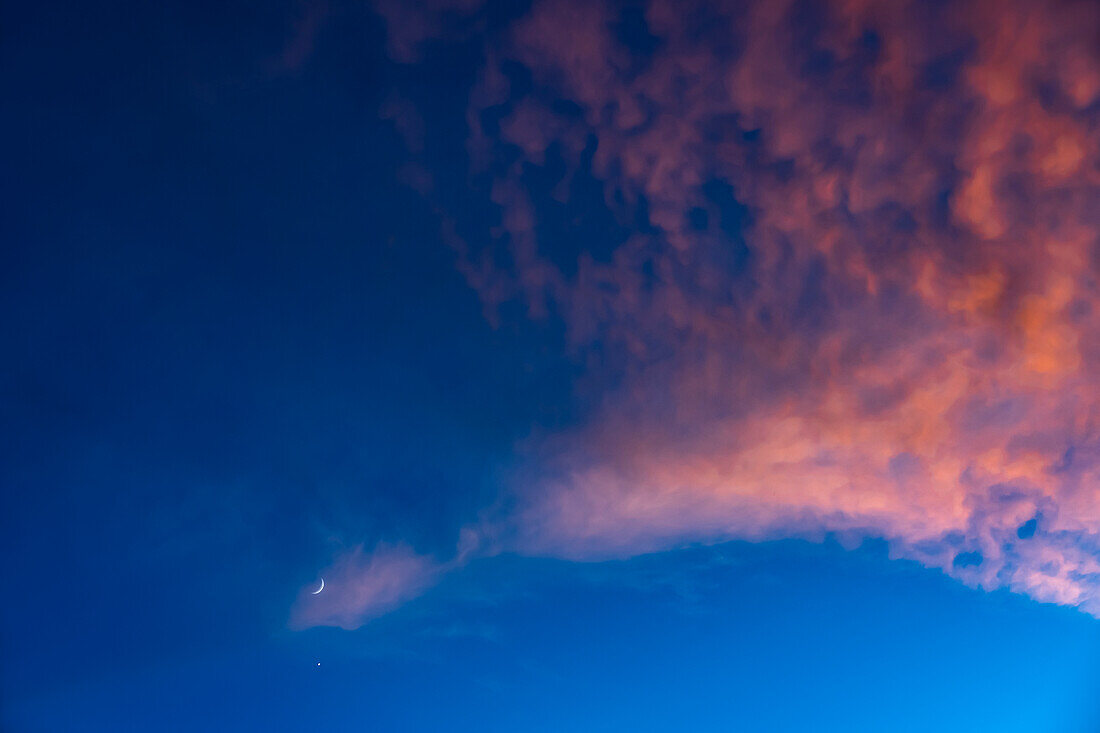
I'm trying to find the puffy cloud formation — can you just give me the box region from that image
[299,0,1100,626]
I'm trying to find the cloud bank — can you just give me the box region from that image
[297,0,1100,627]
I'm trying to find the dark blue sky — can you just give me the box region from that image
[4,0,1100,730]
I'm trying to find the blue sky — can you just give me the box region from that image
[4,0,1100,730]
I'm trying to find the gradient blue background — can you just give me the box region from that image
[3,1,1099,730]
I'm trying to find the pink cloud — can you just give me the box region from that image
[290,543,445,630]
[314,0,1100,628]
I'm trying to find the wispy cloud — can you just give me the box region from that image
[289,543,446,629]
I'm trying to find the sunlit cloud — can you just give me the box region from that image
[290,543,446,630]
[295,0,1100,628]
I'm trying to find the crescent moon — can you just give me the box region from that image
[311,578,324,594]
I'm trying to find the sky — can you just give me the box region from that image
[3,0,1100,730]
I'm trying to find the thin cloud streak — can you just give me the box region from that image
[290,543,446,630]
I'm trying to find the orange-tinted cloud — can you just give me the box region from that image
[295,0,1100,628]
